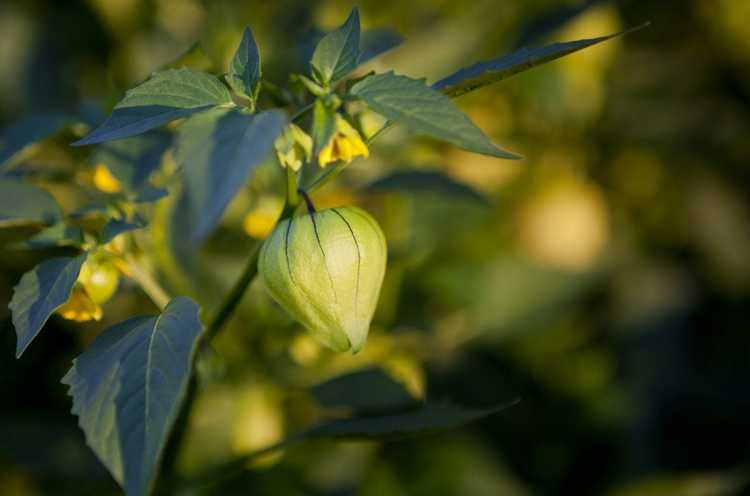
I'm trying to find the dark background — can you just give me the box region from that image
[1,0,749,494]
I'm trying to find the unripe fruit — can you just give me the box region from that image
[78,254,120,305]
[259,206,387,353]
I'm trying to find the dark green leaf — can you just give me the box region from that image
[304,400,518,441]
[73,69,233,146]
[351,72,519,159]
[0,113,76,166]
[9,253,87,358]
[363,169,490,204]
[62,297,205,496]
[311,7,360,85]
[0,179,62,227]
[227,27,262,100]
[100,217,145,244]
[311,367,418,414]
[359,29,403,65]
[16,223,84,249]
[92,131,172,192]
[175,107,285,242]
[433,24,647,98]
[134,185,168,203]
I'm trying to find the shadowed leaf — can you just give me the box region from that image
[311,367,418,414]
[62,297,205,496]
[433,24,648,98]
[174,107,286,243]
[10,254,87,358]
[363,169,490,204]
[0,179,62,228]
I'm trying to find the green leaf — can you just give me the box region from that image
[433,24,648,98]
[227,27,261,101]
[363,169,490,205]
[304,401,517,441]
[0,179,62,227]
[311,367,418,414]
[311,99,336,157]
[350,72,520,159]
[16,223,84,249]
[175,107,286,242]
[100,217,146,244]
[311,7,360,85]
[92,131,172,193]
[73,69,232,146]
[9,253,87,358]
[359,29,403,65]
[0,112,76,167]
[62,297,205,496]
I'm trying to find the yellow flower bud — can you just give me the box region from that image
[259,206,387,353]
[317,115,369,168]
[274,123,312,171]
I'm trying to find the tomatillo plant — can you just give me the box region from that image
[1,6,646,495]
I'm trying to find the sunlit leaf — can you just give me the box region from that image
[0,179,62,227]
[363,169,490,205]
[351,72,520,159]
[9,253,87,358]
[311,7,360,85]
[433,25,647,98]
[62,297,204,496]
[73,69,233,146]
[227,27,262,101]
[311,99,336,157]
[174,107,285,242]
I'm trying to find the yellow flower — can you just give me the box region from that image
[92,164,123,193]
[318,115,369,167]
[56,253,121,322]
[274,123,312,171]
[57,285,103,322]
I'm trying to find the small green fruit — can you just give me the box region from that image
[78,254,120,305]
[259,206,387,353]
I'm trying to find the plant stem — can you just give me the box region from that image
[160,166,304,486]
[204,241,261,341]
[123,253,171,310]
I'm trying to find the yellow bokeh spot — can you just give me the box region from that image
[318,115,369,167]
[519,179,610,272]
[93,164,123,193]
[232,386,285,468]
[289,334,321,365]
[243,196,283,239]
[57,285,103,322]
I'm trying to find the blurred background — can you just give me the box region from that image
[1,0,750,494]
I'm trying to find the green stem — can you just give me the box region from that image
[159,164,303,487]
[123,253,171,310]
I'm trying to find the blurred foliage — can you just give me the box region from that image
[1,0,750,495]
